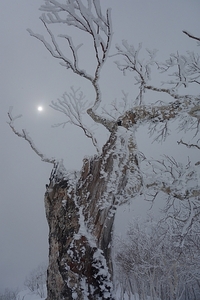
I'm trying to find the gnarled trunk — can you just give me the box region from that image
[44,127,142,299]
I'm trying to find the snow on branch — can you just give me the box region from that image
[27,19,92,82]
[158,51,200,88]
[142,155,200,239]
[114,39,200,95]
[39,0,113,67]
[112,41,157,105]
[121,94,200,130]
[7,107,56,165]
[111,39,200,140]
[87,108,115,132]
[101,91,132,121]
[50,87,101,153]
[29,0,113,83]
[28,0,113,128]
[144,155,200,199]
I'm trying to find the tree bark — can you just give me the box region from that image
[44,126,142,299]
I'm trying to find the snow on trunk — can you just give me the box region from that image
[44,126,142,299]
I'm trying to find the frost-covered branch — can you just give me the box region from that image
[39,0,113,69]
[112,35,200,141]
[50,87,101,153]
[144,156,200,201]
[87,108,115,131]
[142,156,200,238]
[28,0,113,119]
[101,91,132,121]
[115,217,200,299]
[7,107,56,165]
[115,35,200,95]
[120,94,200,129]
[113,41,157,105]
[158,51,200,88]
[27,19,93,82]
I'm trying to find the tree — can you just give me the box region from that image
[0,288,18,300]
[115,217,200,300]
[24,262,47,298]
[8,1,200,299]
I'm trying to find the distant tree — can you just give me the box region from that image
[24,262,47,298]
[0,288,18,300]
[8,1,200,299]
[115,217,200,300]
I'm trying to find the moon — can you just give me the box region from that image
[37,106,43,111]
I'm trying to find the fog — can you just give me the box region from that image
[0,0,199,291]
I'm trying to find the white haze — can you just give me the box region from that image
[0,0,199,291]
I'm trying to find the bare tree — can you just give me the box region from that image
[24,262,47,298]
[115,217,200,300]
[8,1,200,299]
[0,288,19,300]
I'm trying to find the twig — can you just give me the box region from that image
[183,30,200,42]
[8,107,56,165]
[177,139,200,150]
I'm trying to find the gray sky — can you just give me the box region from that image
[0,0,199,292]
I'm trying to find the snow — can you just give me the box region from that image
[10,1,200,298]
[114,288,153,300]
[17,288,46,300]
[99,126,142,212]
[16,285,157,300]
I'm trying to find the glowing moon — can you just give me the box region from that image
[37,106,43,112]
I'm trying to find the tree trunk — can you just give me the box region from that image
[44,126,142,299]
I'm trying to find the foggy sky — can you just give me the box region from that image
[0,0,199,291]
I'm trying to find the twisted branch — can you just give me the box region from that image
[7,107,56,165]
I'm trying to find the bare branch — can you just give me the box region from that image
[148,120,170,142]
[113,40,200,137]
[144,155,200,198]
[142,155,200,238]
[101,91,132,121]
[7,107,56,165]
[183,30,200,42]
[27,20,92,81]
[177,139,200,150]
[112,42,157,105]
[115,216,200,299]
[50,87,101,153]
[158,51,200,89]
[28,0,113,121]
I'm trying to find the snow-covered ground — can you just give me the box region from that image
[17,288,46,300]
[16,287,153,300]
